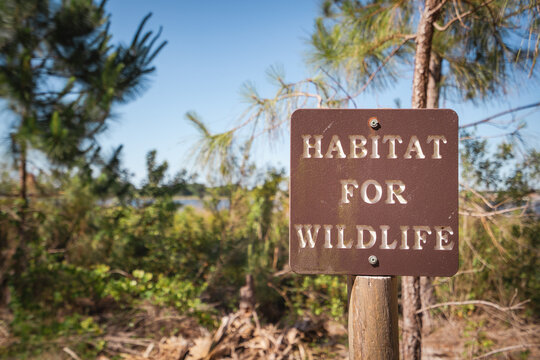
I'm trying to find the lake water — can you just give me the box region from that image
[173,197,230,210]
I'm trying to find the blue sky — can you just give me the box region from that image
[100,0,320,182]
[96,1,539,183]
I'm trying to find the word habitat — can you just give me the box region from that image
[302,134,447,160]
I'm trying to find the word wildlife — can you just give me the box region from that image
[294,133,455,252]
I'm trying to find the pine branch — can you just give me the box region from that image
[428,0,450,16]
[460,182,497,209]
[434,0,496,31]
[460,101,540,128]
[319,67,357,108]
[353,35,416,97]
[275,91,323,107]
[459,129,521,141]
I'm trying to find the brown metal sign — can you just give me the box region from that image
[290,109,459,276]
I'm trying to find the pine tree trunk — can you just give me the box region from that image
[18,145,28,246]
[421,51,443,336]
[419,276,435,334]
[411,0,441,109]
[14,146,29,285]
[426,52,442,109]
[401,276,422,359]
[0,147,27,313]
[404,1,442,359]
[19,147,28,210]
[0,230,15,312]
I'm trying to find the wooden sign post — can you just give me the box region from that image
[289,109,459,359]
[348,276,398,359]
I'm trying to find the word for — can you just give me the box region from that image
[302,134,447,159]
[294,224,454,251]
[341,179,407,204]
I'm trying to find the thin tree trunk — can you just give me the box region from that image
[401,276,422,360]
[426,52,442,109]
[15,146,28,277]
[411,0,441,109]
[0,146,28,312]
[19,147,28,210]
[0,228,16,311]
[419,276,435,334]
[421,51,443,336]
[18,145,28,248]
[404,1,442,359]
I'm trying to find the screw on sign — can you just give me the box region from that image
[368,255,378,266]
[369,117,379,129]
[289,109,458,277]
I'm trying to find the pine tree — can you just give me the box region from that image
[310,1,538,359]
[311,0,538,105]
[182,5,538,358]
[0,0,166,307]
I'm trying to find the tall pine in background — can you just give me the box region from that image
[0,0,165,308]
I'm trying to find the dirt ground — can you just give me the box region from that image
[1,306,538,359]
[109,311,538,360]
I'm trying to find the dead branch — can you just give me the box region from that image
[106,343,141,356]
[462,230,494,269]
[480,215,510,257]
[416,299,530,314]
[266,281,294,313]
[151,315,188,323]
[142,342,154,358]
[273,265,292,277]
[459,205,528,217]
[460,182,497,209]
[109,269,133,278]
[62,347,82,360]
[104,335,152,347]
[436,265,487,284]
[473,343,539,359]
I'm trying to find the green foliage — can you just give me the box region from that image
[2,125,538,358]
[311,0,415,90]
[460,135,503,190]
[462,318,494,358]
[0,3,167,337]
[0,0,166,167]
[1,3,539,359]
[2,149,345,357]
[437,136,540,317]
[14,260,205,315]
[5,310,105,359]
[436,214,540,315]
[311,0,539,102]
[293,276,347,320]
